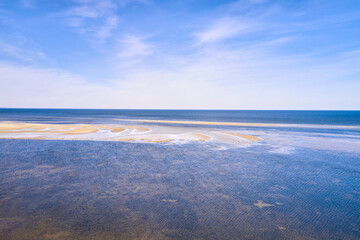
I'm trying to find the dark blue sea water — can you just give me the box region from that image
[0,108,359,125]
[0,109,359,239]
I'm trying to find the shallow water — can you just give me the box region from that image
[0,110,359,239]
[0,140,359,239]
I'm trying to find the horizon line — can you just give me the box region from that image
[0,108,359,111]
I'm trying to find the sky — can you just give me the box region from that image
[0,0,359,109]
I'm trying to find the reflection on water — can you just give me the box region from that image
[0,139,359,239]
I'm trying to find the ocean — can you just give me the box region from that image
[1,108,360,125]
[0,109,359,239]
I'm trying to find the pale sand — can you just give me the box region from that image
[0,122,135,138]
[192,133,212,141]
[220,132,261,142]
[123,125,150,131]
[0,123,56,131]
[0,123,98,135]
[116,133,211,143]
[63,128,99,135]
[110,128,126,133]
[0,122,260,147]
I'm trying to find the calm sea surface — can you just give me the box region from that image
[0,109,359,239]
[0,108,360,125]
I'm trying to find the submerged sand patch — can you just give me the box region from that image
[254,200,275,209]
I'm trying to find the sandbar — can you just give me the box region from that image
[0,122,261,147]
[117,119,360,129]
[220,132,261,142]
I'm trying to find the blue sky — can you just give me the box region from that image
[0,0,359,109]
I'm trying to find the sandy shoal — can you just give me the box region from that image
[0,122,261,147]
[116,133,212,143]
[220,132,261,142]
[117,119,359,129]
[0,122,144,136]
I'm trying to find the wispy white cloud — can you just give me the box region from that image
[67,5,101,18]
[117,35,152,58]
[60,0,150,42]
[95,16,120,41]
[66,0,117,19]
[60,0,119,42]
[0,40,46,63]
[195,17,254,44]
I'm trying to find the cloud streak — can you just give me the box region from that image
[195,17,254,44]
[60,0,151,42]
[0,40,46,63]
[60,0,121,42]
[117,35,152,59]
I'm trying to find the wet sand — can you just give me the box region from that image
[220,132,261,142]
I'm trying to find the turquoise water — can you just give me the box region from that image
[0,109,359,239]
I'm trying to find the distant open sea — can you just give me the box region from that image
[1,108,359,125]
[0,109,359,239]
